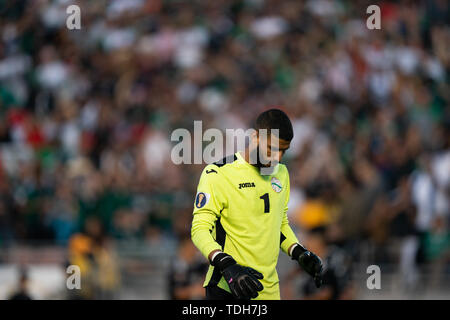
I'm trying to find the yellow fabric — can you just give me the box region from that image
[296,200,332,230]
[191,152,299,300]
[69,234,92,255]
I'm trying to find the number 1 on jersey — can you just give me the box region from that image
[260,193,270,213]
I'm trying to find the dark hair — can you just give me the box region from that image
[255,108,294,141]
[308,225,330,245]
[309,225,327,237]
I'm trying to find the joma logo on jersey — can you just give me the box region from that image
[239,182,256,189]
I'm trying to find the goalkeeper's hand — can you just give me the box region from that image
[291,244,323,288]
[212,252,264,299]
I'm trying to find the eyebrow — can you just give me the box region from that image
[268,145,290,151]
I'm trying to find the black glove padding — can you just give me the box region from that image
[212,253,264,299]
[291,244,323,288]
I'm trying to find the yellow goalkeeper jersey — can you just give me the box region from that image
[191,151,299,300]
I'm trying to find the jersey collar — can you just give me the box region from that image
[236,151,280,176]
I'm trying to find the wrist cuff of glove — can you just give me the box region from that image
[211,253,236,271]
[291,243,307,261]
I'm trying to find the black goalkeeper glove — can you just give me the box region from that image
[291,244,323,288]
[212,252,264,300]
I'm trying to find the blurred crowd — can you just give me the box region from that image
[0,0,449,299]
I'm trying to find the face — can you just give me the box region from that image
[85,217,102,238]
[180,239,197,261]
[304,233,324,254]
[251,130,291,168]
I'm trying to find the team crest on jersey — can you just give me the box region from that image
[195,192,210,208]
[271,177,282,193]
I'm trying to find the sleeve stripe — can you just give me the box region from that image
[215,218,226,249]
[280,232,286,245]
[208,217,227,287]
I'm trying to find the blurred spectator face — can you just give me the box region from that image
[85,217,103,240]
[304,229,327,256]
[145,225,162,243]
[179,239,197,263]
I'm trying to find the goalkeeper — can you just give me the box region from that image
[191,108,323,300]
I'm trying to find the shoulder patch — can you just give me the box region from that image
[195,192,210,208]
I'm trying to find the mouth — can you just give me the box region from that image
[259,160,279,168]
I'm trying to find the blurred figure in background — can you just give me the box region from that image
[423,217,450,290]
[66,231,94,299]
[8,266,33,300]
[283,226,355,300]
[295,181,335,231]
[389,176,420,290]
[167,237,208,300]
[66,216,120,299]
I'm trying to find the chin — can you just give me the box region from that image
[259,163,273,168]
